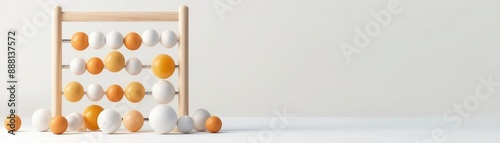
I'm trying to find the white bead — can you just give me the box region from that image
[152,80,176,104]
[106,31,123,50]
[177,115,194,134]
[97,109,122,134]
[142,29,160,47]
[88,31,105,49]
[192,108,211,131]
[87,84,104,102]
[125,58,142,75]
[32,108,51,132]
[70,58,86,75]
[66,112,83,132]
[160,30,177,48]
[149,105,177,133]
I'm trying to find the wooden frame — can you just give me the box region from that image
[51,6,189,119]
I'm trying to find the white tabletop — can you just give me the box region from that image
[2,117,500,143]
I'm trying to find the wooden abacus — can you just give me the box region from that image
[50,5,189,133]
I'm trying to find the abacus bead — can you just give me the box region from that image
[152,80,176,104]
[149,105,177,133]
[206,116,222,133]
[32,109,51,131]
[160,30,177,48]
[83,105,104,131]
[192,109,211,131]
[124,32,142,50]
[50,115,68,134]
[64,81,84,102]
[87,83,104,102]
[142,29,159,47]
[71,32,89,51]
[152,54,175,79]
[4,114,21,131]
[104,51,125,72]
[88,31,105,49]
[70,58,86,75]
[125,82,145,103]
[86,57,104,75]
[123,110,144,132]
[97,109,121,134]
[177,115,194,134]
[125,58,142,75]
[106,84,124,102]
[66,112,83,132]
[106,31,123,50]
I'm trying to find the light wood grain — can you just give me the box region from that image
[53,6,189,122]
[62,12,179,22]
[52,6,62,117]
[178,5,189,117]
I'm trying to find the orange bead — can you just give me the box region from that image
[205,116,222,133]
[71,32,89,51]
[4,115,21,131]
[50,115,68,134]
[106,84,124,102]
[124,32,142,50]
[83,105,104,131]
[87,57,104,75]
[124,82,145,103]
[151,54,175,79]
[104,51,125,72]
[123,110,144,132]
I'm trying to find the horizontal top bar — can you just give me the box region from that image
[62,12,179,22]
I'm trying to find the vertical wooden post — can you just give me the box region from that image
[178,5,189,116]
[52,6,62,117]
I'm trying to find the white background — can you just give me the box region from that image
[0,0,500,120]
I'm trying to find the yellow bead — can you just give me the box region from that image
[83,105,103,131]
[64,81,84,102]
[71,32,89,51]
[124,32,142,50]
[4,114,21,131]
[152,54,175,79]
[125,82,145,103]
[105,51,125,72]
[87,57,104,75]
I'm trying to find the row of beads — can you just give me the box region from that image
[70,51,175,79]
[33,107,221,134]
[64,80,176,104]
[71,29,178,51]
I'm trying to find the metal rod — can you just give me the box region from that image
[62,39,179,43]
[62,39,71,43]
[121,118,149,121]
[62,91,179,95]
[61,65,178,69]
